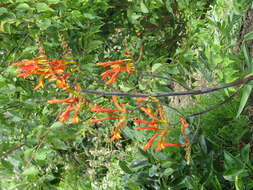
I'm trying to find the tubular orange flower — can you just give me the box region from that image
[156,142,183,151]
[180,118,189,137]
[142,133,161,150]
[48,84,84,123]
[90,96,128,141]
[96,59,134,85]
[12,56,73,90]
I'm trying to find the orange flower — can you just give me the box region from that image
[134,100,183,151]
[48,84,84,123]
[12,57,72,90]
[142,130,184,151]
[96,59,134,85]
[90,96,128,141]
[180,118,189,137]
[48,96,82,123]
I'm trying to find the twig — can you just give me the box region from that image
[0,144,25,158]
[83,75,253,97]
[143,73,191,90]
[0,34,29,73]
[187,88,240,118]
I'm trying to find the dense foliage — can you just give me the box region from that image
[1,0,253,189]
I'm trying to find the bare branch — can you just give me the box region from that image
[83,75,253,97]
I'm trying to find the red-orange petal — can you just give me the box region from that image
[156,142,184,151]
[110,130,122,141]
[48,98,73,104]
[90,117,119,123]
[142,133,161,150]
[90,105,120,113]
[96,60,126,67]
[134,127,160,131]
[133,119,157,125]
[59,104,73,122]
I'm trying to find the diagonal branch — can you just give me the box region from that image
[83,75,253,97]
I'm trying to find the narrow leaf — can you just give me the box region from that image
[236,85,252,118]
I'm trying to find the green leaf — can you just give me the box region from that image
[241,144,250,164]
[119,160,132,174]
[83,13,96,20]
[36,18,51,30]
[36,3,53,12]
[45,0,60,4]
[22,166,39,176]
[223,168,244,181]
[0,7,8,16]
[138,148,156,163]
[16,3,31,11]
[242,42,252,70]
[235,176,243,190]
[244,31,253,41]
[140,0,149,13]
[151,63,163,73]
[236,85,252,118]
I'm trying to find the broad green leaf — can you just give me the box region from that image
[140,0,149,13]
[36,3,53,12]
[138,148,156,163]
[130,159,148,168]
[151,63,163,73]
[36,18,51,30]
[16,3,30,11]
[23,148,33,161]
[127,184,142,190]
[244,31,253,41]
[83,13,96,19]
[223,168,244,181]
[235,176,243,190]
[119,160,132,174]
[46,0,60,4]
[0,7,8,16]
[236,85,252,118]
[22,166,39,176]
[241,144,250,164]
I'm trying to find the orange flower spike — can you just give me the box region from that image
[136,97,148,105]
[140,107,159,121]
[96,60,128,67]
[156,142,184,151]
[59,104,73,122]
[104,71,121,85]
[71,102,82,124]
[34,75,45,90]
[180,118,189,137]
[91,105,120,113]
[110,130,122,141]
[133,119,157,126]
[112,96,123,110]
[48,98,73,104]
[12,58,38,66]
[142,133,161,150]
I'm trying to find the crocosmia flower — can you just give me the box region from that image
[96,59,134,85]
[90,96,128,141]
[134,101,183,151]
[12,56,73,90]
[48,84,84,123]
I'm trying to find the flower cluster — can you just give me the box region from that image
[12,42,191,156]
[12,54,75,90]
[48,84,85,124]
[90,96,128,141]
[96,59,134,85]
[134,98,185,151]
